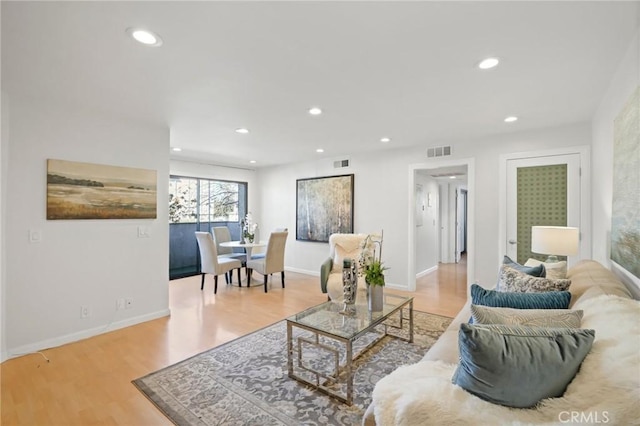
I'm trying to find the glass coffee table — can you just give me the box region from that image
[286,294,413,405]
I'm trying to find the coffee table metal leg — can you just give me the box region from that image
[409,300,414,343]
[346,339,353,405]
[286,321,293,377]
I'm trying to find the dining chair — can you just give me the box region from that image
[250,228,288,260]
[212,226,246,262]
[246,231,288,293]
[195,232,242,294]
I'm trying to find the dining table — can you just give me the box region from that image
[219,240,266,261]
[219,240,267,286]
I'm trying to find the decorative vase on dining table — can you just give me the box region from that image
[368,283,384,312]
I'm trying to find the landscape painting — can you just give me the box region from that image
[296,174,354,242]
[47,159,157,220]
[611,86,640,279]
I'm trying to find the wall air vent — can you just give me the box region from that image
[333,159,350,168]
[427,145,452,158]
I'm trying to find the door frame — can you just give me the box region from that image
[408,158,475,292]
[498,146,591,266]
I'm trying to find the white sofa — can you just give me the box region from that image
[364,260,640,425]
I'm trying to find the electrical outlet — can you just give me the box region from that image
[116,298,125,311]
[125,298,133,309]
[81,305,90,318]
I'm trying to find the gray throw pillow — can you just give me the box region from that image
[499,265,571,293]
[452,324,595,408]
[470,305,583,328]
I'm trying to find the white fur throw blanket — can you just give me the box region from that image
[371,295,640,425]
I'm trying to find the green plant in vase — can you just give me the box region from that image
[359,231,386,311]
[364,259,388,286]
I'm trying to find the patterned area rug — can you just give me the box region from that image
[133,310,452,426]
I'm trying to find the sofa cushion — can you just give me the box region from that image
[567,260,633,305]
[525,258,567,279]
[498,265,571,293]
[470,305,583,327]
[471,284,571,309]
[452,324,595,408]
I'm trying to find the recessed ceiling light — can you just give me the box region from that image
[380,137,391,143]
[449,176,456,179]
[249,160,257,164]
[309,107,323,116]
[478,57,499,70]
[126,28,163,47]
[504,116,518,123]
[235,128,249,134]
[171,147,182,152]
[316,148,324,153]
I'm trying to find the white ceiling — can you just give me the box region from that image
[2,1,638,169]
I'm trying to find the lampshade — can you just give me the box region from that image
[531,226,579,259]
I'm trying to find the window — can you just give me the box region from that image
[169,175,247,279]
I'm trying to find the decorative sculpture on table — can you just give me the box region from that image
[342,258,358,313]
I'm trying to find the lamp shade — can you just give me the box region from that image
[531,226,579,257]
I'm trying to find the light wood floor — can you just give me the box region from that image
[1,261,467,425]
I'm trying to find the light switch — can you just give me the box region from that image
[137,226,150,238]
[29,229,42,243]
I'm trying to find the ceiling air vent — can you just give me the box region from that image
[427,145,452,158]
[333,159,350,168]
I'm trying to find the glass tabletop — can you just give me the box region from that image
[287,293,412,340]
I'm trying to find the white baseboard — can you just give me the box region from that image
[416,265,438,279]
[6,308,170,361]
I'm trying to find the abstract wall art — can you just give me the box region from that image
[611,86,640,279]
[296,174,354,242]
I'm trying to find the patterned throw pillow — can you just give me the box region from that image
[499,265,571,293]
[471,284,571,309]
[503,255,546,277]
[452,324,595,408]
[525,258,568,280]
[332,244,360,272]
[470,305,583,328]
[497,256,546,291]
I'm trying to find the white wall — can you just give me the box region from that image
[592,27,640,297]
[257,122,591,290]
[3,95,170,359]
[415,174,439,275]
[1,92,8,361]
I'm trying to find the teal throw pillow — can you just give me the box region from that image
[452,324,595,408]
[471,284,571,309]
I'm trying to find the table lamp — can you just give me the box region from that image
[531,226,579,262]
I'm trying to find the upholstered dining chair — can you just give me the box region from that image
[246,231,288,293]
[212,226,246,262]
[195,232,243,294]
[250,227,288,260]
